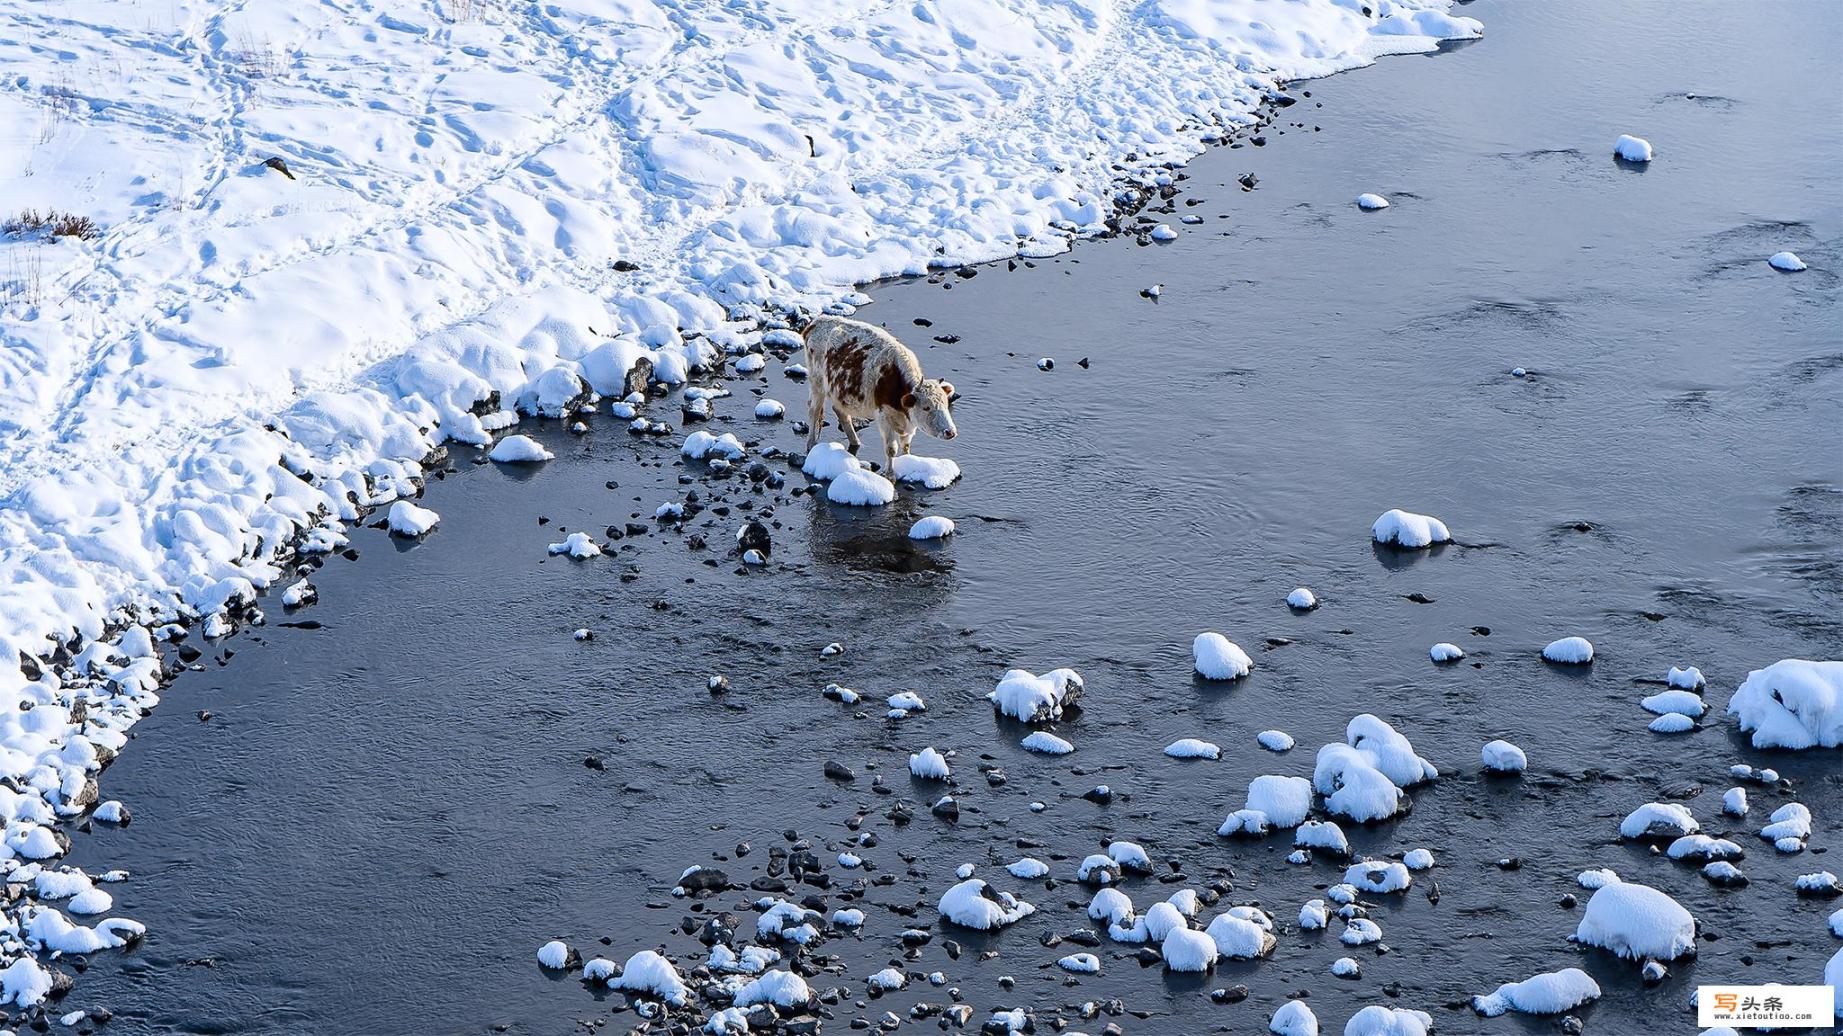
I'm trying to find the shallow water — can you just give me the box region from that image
[62,2,1842,1034]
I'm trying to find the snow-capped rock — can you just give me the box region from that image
[1614,134,1653,162]
[1769,251,1807,272]
[1165,738,1220,760]
[1194,632,1252,680]
[1371,509,1450,548]
[938,879,1034,930]
[1542,637,1594,664]
[988,668,1083,722]
[1356,193,1390,210]
[1727,659,1843,749]
[909,515,955,539]
[827,466,895,506]
[489,434,554,463]
[1473,968,1602,1016]
[386,500,440,537]
[1481,739,1527,773]
[1573,881,1696,960]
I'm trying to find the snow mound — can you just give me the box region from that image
[387,500,440,537]
[909,516,956,540]
[489,435,554,463]
[1620,802,1699,840]
[827,466,896,506]
[1343,1006,1432,1036]
[1430,642,1465,663]
[1404,848,1435,870]
[682,431,746,461]
[909,747,951,781]
[1648,713,1695,734]
[547,532,601,559]
[1058,952,1101,973]
[1769,251,1808,272]
[1371,509,1450,548]
[1346,860,1412,893]
[1270,999,1319,1036]
[1481,739,1527,773]
[755,399,786,419]
[610,950,689,1005]
[1542,637,1594,664]
[1356,193,1391,210]
[1667,666,1706,690]
[1165,738,1220,759]
[802,442,860,480]
[537,940,575,969]
[1641,689,1706,717]
[1194,632,1253,680]
[1205,912,1275,960]
[988,668,1083,722]
[1162,927,1218,971]
[1021,731,1074,755]
[1472,968,1601,1016]
[1259,730,1296,752]
[1247,774,1315,828]
[1287,587,1318,610]
[1614,134,1654,162]
[1313,715,1437,822]
[734,969,812,1009]
[891,455,961,489]
[938,879,1034,930]
[1727,659,1843,749]
[1573,882,1697,960]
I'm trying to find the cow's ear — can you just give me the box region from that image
[938,380,955,398]
[901,391,918,409]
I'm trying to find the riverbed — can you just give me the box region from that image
[64,2,1841,1034]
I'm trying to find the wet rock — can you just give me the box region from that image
[824,760,855,781]
[1210,985,1249,1004]
[679,869,730,894]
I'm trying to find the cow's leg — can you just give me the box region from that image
[878,415,900,472]
[835,405,861,450]
[805,377,826,449]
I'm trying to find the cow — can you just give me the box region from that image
[800,315,957,471]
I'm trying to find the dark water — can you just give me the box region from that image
[63,2,1842,1034]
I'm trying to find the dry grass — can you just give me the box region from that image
[3,209,101,241]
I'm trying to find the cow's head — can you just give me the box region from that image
[906,379,957,440]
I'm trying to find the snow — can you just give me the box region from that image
[909,516,957,540]
[1667,666,1706,690]
[1573,882,1697,960]
[1313,715,1437,822]
[682,431,746,462]
[1021,731,1074,755]
[1472,968,1602,1016]
[1356,193,1391,210]
[827,466,896,506]
[386,500,440,538]
[1296,821,1350,856]
[537,940,574,969]
[1341,917,1383,945]
[1331,957,1361,977]
[891,455,961,489]
[1542,637,1595,664]
[547,532,602,559]
[909,747,951,781]
[1666,835,1742,861]
[1727,659,1843,749]
[754,399,785,419]
[1247,774,1315,828]
[1621,802,1699,840]
[802,442,861,481]
[867,967,907,992]
[988,667,1083,722]
[1347,860,1412,893]
[1270,999,1319,1036]
[1829,947,1843,1018]
[1058,952,1101,974]
[1344,1007,1432,1036]
[1404,848,1435,870]
[1287,587,1319,610]
[1205,913,1274,959]
[1769,251,1808,272]
[1430,642,1466,663]
[733,970,812,1009]
[1008,858,1050,880]
[1371,509,1451,548]
[1162,927,1218,971]
[1259,730,1297,752]
[1300,900,1329,930]
[1642,689,1706,717]
[1150,224,1180,242]
[1165,738,1221,759]
[489,435,554,463]
[1648,713,1695,734]
[1481,739,1527,773]
[1723,787,1749,815]
[1614,134,1654,162]
[610,950,689,1005]
[938,879,1034,930]
[1194,632,1253,680]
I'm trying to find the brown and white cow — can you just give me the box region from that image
[801,315,957,471]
